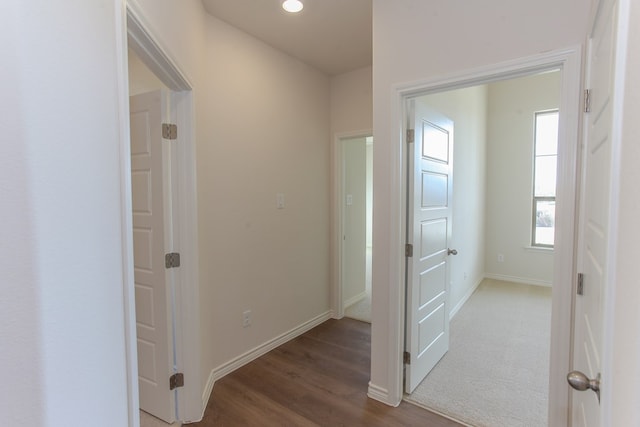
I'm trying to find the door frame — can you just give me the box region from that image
[332,130,373,318]
[117,2,202,424]
[381,47,582,425]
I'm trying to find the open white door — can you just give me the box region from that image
[570,0,623,423]
[130,90,177,422]
[405,100,454,393]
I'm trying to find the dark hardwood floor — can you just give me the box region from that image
[191,318,462,426]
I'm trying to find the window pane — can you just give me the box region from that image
[534,155,557,196]
[422,121,450,163]
[535,112,559,156]
[535,200,555,246]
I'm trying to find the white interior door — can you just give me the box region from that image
[405,100,454,393]
[571,0,620,423]
[130,90,176,422]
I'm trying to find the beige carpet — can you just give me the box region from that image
[405,279,552,427]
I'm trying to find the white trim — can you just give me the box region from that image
[126,2,193,90]
[115,1,139,426]
[601,0,630,423]
[201,369,216,416]
[383,47,583,425]
[367,382,394,406]
[484,273,553,288]
[202,310,333,407]
[344,291,368,309]
[122,2,202,423]
[524,245,554,253]
[332,130,373,320]
[449,276,484,319]
[402,398,474,427]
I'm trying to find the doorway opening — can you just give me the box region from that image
[334,133,373,321]
[123,5,201,424]
[403,70,561,426]
[382,47,582,427]
[340,135,374,323]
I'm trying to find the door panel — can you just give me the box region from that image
[405,100,454,393]
[572,0,619,424]
[420,263,446,306]
[421,172,448,207]
[130,90,175,422]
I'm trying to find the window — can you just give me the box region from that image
[532,110,559,247]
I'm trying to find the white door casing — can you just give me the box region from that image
[130,90,176,422]
[405,100,454,393]
[572,0,622,424]
[123,4,202,422]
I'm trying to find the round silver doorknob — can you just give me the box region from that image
[567,371,600,401]
[447,248,458,256]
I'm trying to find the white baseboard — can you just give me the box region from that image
[200,368,216,416]
[343,291,367,309]
[484,273,552,287]
[368,382,398,406]
[449,276,483,319]
[201,310,333,409]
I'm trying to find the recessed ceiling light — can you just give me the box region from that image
[282,0,303,13]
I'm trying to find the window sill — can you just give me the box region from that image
[525,246,554,253]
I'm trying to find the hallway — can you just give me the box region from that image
[193,319,461,426]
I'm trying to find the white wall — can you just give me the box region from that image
[417,86,488,314]
[485,72,560,286]
[198,13,331,372]
[330,66,373,135]
[1,1,130,425]
[610,0,640,424]
[371,0,591,405]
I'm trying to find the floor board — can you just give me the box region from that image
[192,318,462,426]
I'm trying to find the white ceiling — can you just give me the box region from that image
[201,0,372,76]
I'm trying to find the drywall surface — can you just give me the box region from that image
[610,0,640,424]
[371,0,591,405]
[1,1,130,425]
[330,66,373,135]
[417,85,488,315]
[485,72,560,285]
[198,14,330,370]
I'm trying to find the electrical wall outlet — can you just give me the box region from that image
[242,310,251,328]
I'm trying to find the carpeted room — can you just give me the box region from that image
[342,71,560,426]
[403,71,559,426]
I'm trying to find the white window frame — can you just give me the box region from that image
[531,109,559,248]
